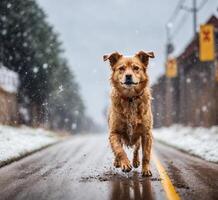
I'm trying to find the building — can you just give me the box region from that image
[0,64,19,125]
[152,15,218,128]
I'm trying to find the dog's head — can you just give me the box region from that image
[103,51,154,96]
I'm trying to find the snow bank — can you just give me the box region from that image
[153,125,218,163]
[0,125,60,166]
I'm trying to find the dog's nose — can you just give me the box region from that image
[125,74,133,85]
[125,74,132,81]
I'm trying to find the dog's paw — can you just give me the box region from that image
[142,169,152,177]
[132,158,140,168]
[120,159,132,172]
[142,164,152,177]
[114,159,121,168]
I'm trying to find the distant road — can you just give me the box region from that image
[0,134,217,200]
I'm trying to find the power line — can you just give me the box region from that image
[165,0,210,57]
[171,12,190,39]
[168,0,210,40]
[167,0,185,24]
[197,0,209,10]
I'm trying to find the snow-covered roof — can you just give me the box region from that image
[0,64,19,93]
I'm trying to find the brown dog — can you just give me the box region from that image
[103,51,154,177]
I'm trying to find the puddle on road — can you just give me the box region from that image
[78,170,162,200]
[80,170,162,183]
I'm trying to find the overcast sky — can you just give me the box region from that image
[37,0,218,125]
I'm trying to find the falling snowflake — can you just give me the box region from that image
[186,78,191,83]
[71,123,77,130]
[33,67,39,73]
[23,42,28,47]
[2,29,7,35]
[203,78,207,83]
[92,68,97,74]
[135,30,139,35]
[7,3,12,8]
[202,106,207,112]
[57,85,64,94]
[1,16,6,22]
[170,87,174,92]
[43,63,48,69]
[74,110,79,115]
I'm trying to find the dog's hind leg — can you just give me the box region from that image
[132,140,140,168]
[109,133,132,172]
[141,132,152,177]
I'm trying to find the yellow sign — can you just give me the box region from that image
[166,58,177,78]
[199,24,215,61]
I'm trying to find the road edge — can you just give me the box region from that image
[0,140,63,168]
[153,139,218,164]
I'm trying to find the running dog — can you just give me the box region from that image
[103,51,154,176]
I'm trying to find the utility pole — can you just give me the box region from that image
[165,0,200,58]
[167,0,209,45]
[166,24,171,59]
[166,23,174,59]
[193,0,197,36]
[180,0,199,37]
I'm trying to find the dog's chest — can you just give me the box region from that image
[125,122,140,146]
[124,101,141,125]
[124,101,141,145]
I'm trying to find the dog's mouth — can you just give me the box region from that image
[121,81,139,86]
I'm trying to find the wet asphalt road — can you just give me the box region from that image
[0,134,217,200]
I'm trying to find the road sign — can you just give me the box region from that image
[199,24,215,62]
[166,58,177,78]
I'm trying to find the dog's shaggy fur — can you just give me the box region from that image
[103,51,155,176]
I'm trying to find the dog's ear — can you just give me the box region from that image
[103,52,123,67]
[135,51,155,65]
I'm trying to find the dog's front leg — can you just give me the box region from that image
[133,140,140,168]
[141,132,152,177]
[109,132,132,172]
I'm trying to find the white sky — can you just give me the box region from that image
[37,0,218,125]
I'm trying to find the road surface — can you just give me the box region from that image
[0,134,217,200]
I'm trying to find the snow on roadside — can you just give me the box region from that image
[153,125,218,163]
[0,125,60,166]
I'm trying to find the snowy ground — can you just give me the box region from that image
[153,125,218,163]
[0,125,60,167]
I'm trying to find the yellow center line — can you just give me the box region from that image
[153,154,181,200]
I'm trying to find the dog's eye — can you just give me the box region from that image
[118,66,125,72]
[133,66,140,71]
